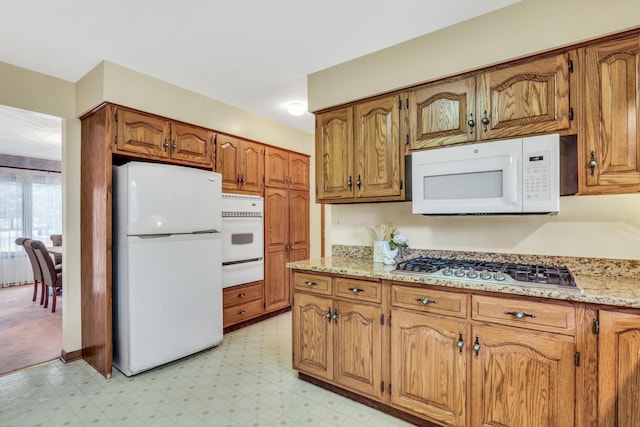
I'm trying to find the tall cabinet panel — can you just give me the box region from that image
[581,35,640,194]
[217,134,264,194]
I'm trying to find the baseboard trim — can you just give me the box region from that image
[60,349,82,363]
[223,306,291,334]
[298,373,440,427]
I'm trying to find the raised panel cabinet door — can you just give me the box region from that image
[315,107,354,201]
[477,53,571,140]
[292,292,333,380]
[240,140,264,194]
[598,310,640,427]
[354,95,402,199]
[410,77,476,150]
[288,190,309,253]
[264,188,289,252]
[289,152,310,191]
[390,309,466,427]
[264,146,289,188]
[217,134,242,191]
[264,249,288,312]
[116,108,169,158]
[582,36,640,194]
[171,123,214,167]
[470,325,575,427]
[333,300,383,400]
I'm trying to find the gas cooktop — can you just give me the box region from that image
[394,257,577,287]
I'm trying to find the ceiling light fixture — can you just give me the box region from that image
[287,102,306,116]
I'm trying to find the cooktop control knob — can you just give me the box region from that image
[494,272,506,281]
[454,268,465,277]
[443,267,453,276]
[467,269,478,278]
[479,270,492,280]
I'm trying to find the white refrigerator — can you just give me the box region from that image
[112,161,223,376]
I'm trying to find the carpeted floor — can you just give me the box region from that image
[0,284,62,376]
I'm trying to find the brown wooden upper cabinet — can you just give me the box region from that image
[264,146,309,190]
[114,107,215,168]
[580,35,640,195]
[216,134,264,194]
[410,53,574,150]
[316,93,408,203]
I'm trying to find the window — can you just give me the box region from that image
[0,168,62,252]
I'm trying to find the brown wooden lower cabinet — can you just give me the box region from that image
[292,271,586,427]
[222,281,264,328]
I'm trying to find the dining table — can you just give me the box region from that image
[46,246,63,264]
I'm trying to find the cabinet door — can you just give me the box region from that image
[171,123,214,167]
[240,140,264,194]
[598,310,640,427]
[316,107,354,200]
[289,152,310,191]
[116,108,169,158]
[477,53,571,140]
[354,95,403,199]
[292,292,333,380]
[410,77,476,150]
[217,134,242,191]
[390,309,466,427]
[264,188,289,312]
[582,36,640,194]
[289,190,309,256]
[333,299,383,400]
[264,146,289,188]
[471,325,575,427]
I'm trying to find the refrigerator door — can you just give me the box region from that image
[113,232,223,376]
[118,162,222,236]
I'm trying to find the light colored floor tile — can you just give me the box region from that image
[0,312,417,427]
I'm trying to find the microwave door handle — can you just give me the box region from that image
[510,155,520,206]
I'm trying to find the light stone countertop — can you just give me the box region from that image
[287,256,640,309]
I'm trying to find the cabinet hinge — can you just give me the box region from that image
[398,100,403,110]
[388,314,392,327]
[388,383,392,395]
[569,107,574,121]
[405,98,409,109]
[114,111,118,122]
[406,134,409,146]
[568,59,574,73]
[380,381,385,393]
[400,180,403,190]
[380,314,384,325]
[114,135,118,144]
[263,302,266,309]
[592,318,600,334]
[574,351,581,366]
[315,187,318,196]
[292,352,295,361]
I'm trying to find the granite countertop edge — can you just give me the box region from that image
[287,256,640,309]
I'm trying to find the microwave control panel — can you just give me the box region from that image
[523,152,550,201]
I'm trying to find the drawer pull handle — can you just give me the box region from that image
[348,287,365,293]
[238,293,246,298]
[504,310,536,319]
[416,297,437,305]
[238,310,246,315]
[305,281,318,287]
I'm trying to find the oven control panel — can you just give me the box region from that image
[222,193,263,217]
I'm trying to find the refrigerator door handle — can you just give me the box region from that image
[135,234,173,239]
[192,229,221,234]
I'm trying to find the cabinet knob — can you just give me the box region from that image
[326,308,332,321]
[348,287,365,294]
[467,113,475,134]
[171,141,177,151]
[473,335,481,357]
[457,332,464,354]
[504,310,536,319]
[238,310,246,315]
[305,281,318,287]
[589,151,598,176]
[332,309,339,323]
[356,175,362,190]
[481,110,489,132]
[415,297,437,305]
[238,293,246,298]
[163,139,169,150]
[347,176,353,190]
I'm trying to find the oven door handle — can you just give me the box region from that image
[222,258,263,266]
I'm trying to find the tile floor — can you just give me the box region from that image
[0,312,414,426]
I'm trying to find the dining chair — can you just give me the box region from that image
[49,234,62,264]
[31,239,63,313]
[15,237,43,303]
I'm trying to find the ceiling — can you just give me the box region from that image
[0,0,518,161]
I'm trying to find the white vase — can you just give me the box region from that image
[372,240,388,263]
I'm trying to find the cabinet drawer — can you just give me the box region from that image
[335,278,381,303]
[293,272,332,295]
[223,281,263,307]
[223,299,264,327]
[392,285,467,318]
[472,295,575,335]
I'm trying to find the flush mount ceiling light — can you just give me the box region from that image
[287,102,306,116]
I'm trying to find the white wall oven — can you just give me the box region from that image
[221,193,264,288]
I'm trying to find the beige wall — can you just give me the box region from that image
[309,0,640,260]
[2,59,317,354]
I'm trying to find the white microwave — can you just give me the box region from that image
[411,134,560,215]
